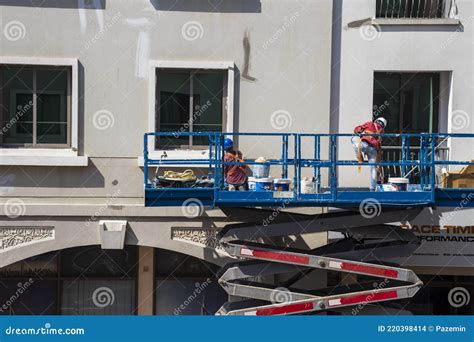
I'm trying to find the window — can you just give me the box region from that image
[0,246,138,315]
[0,57,85,166]
[60,246,137,315]
[0,252,59,315]
[155,69,226,149]
[143,61,234,162]
[373,72,440,138]
[154,249,227,315]
[401,275,474,315]
[373,72,441,181]
[0,65,71,147]
[376,0,453,19]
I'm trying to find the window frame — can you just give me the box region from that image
[147,61,235,160]
[156,68,227,150]
[0,64,71,148]
[0,57,85,166]
[373,71,447,181]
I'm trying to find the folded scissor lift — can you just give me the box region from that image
[144,132,474,315]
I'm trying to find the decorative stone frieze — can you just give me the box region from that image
[0,227,54,251]
[171,228,221,249]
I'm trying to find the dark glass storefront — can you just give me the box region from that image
[1,247,470,316]
[0,246,137,315]
[154,248,227,315]
[0,246,227,316]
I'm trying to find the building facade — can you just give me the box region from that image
[0,0,472,315]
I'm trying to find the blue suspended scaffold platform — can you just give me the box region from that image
[143,132,474,209]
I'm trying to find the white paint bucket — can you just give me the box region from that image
[274,178,291,191]
[300,177,315,194]
[388,177,409,191]
[255,177,274,191]
[248,177,257,191]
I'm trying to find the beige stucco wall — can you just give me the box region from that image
[0,0,333,204]
[334,0,473,188]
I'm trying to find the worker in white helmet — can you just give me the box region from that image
[351,117,387,191]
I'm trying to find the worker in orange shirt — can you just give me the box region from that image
[223,138,248,191]
[351,117,387,191]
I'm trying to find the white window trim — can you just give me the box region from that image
[0,56,87,166]
[141,60,235,166]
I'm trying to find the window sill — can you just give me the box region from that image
[372,18,461,26]
[138,149,210,167]
[0,149,88,166]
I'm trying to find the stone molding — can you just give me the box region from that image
[0,227,54,251]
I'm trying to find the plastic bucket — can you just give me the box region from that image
[274,178,291,191]
[248,177,257,191]
[388,177,409,191]
[255,177,274,191]
[251,163,270,178]
[300,177,315,194]
[376,184,397,192]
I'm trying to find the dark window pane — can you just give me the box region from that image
[373,73,401,134]
[193,73,223,127]
[37,122,68,144]
[36,68,68,94]
[15,93,34,124]
[60,245,138,278]
[400,275,474,315]
[0,279,57,315]
[38,94,62,122]
[155,249,220,277]
[192,72,224,145]
[61,279,136,315]
[157,71,191,148]
[0,66,34,144]
[373,72,439,137]
[155,279,227,315]
[37,69,68,144]
[401,74,439,134]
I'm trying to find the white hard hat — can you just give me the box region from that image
[375,117,387,128]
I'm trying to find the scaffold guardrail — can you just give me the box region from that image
[144,132,474,208]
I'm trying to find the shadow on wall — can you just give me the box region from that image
[377,24,464,33]
[347,19,464,33]
[233,65,241,146]
[0,0,106,9]
[150,0,261,13]
[78,62,85,156]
